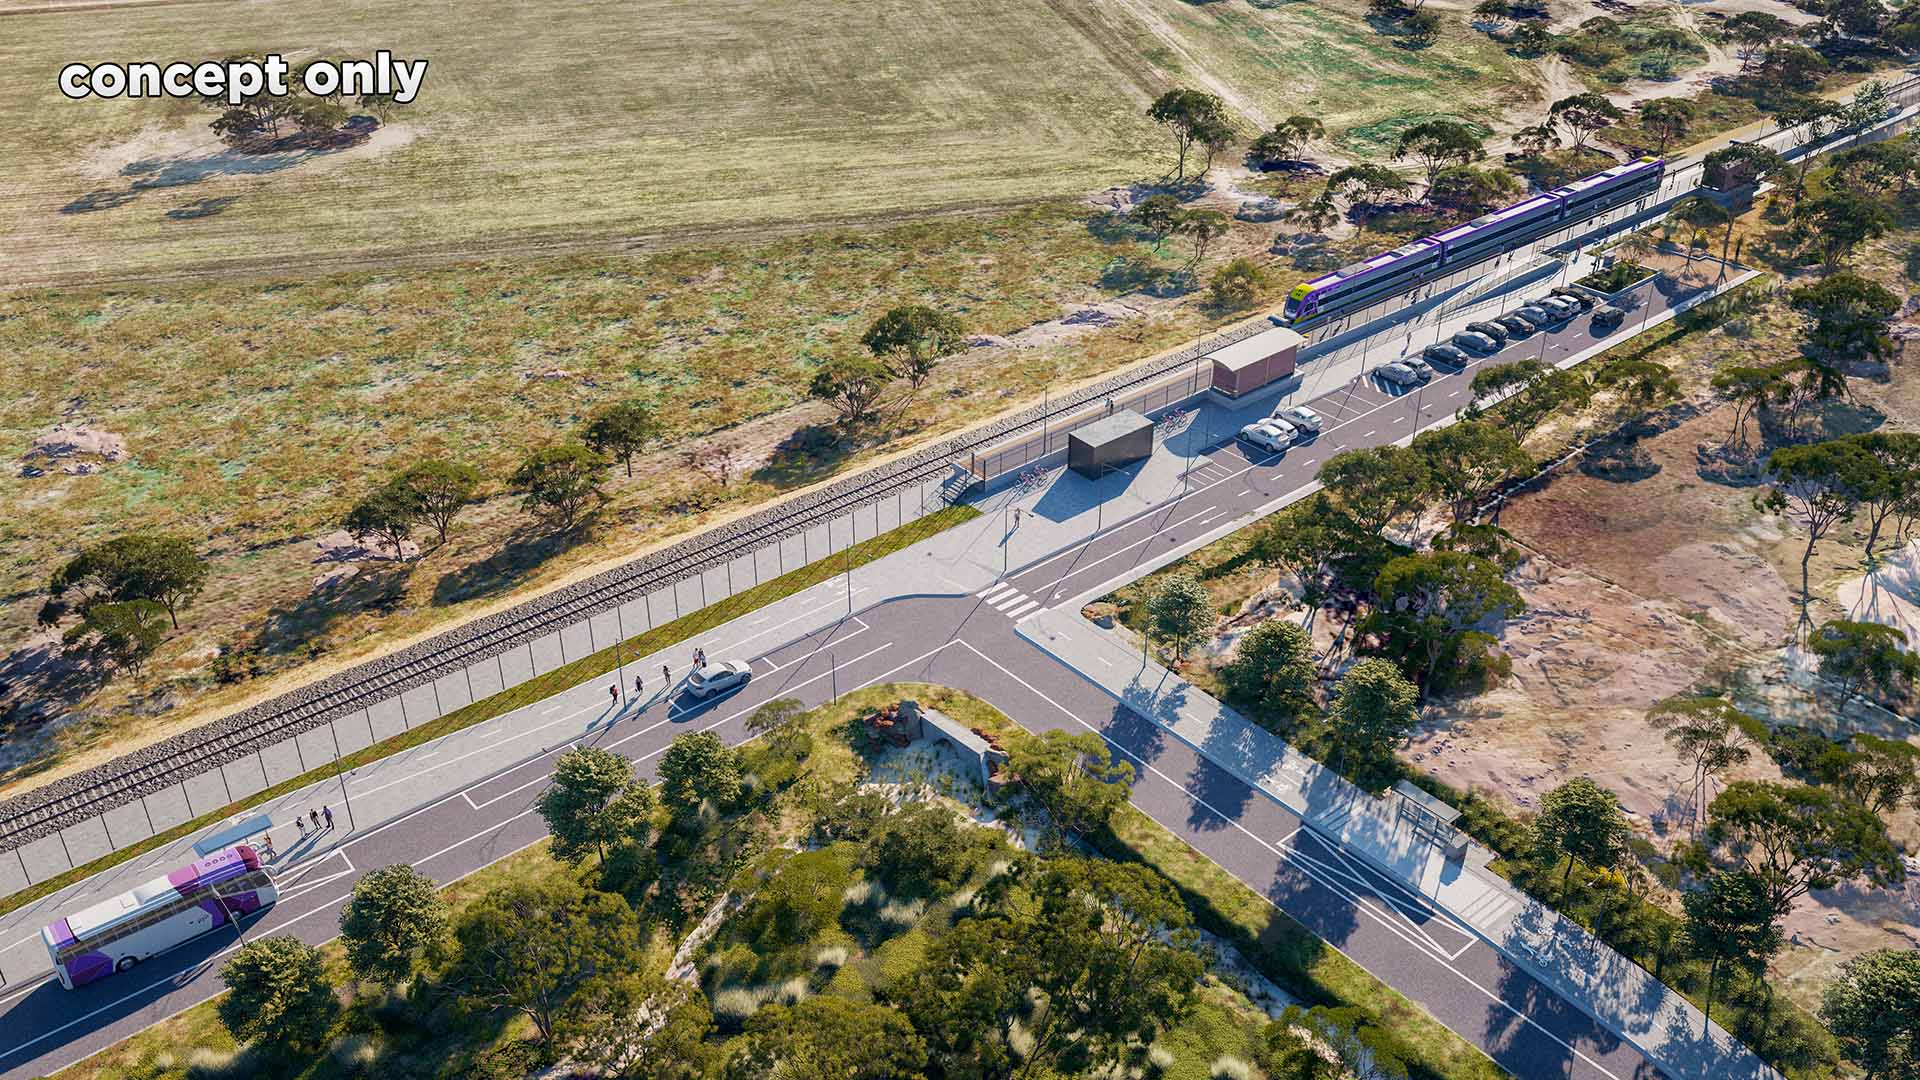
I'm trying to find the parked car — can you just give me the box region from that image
[1238,418,1298,452]
[1375,361,1428,386]
[1452,331,1500,354]
[1423,343,1469,368]
[1404,356,1438,379]
[1591,305,1626,329]
[686,660,752,698]
[1552,288,1593,312]
[1497,314,1537,337]
[1535,296,1579,319]
[1466,320,1510,345]
[1273,406,1325,434]
[1515,304,1557,326]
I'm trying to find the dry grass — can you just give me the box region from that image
[0,0,1165,282]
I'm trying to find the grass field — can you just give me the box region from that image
[1061,0,1541,156]
[0,0,1546,284]
[0,0,1164,282]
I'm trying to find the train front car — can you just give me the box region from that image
[1279,239,1441,329]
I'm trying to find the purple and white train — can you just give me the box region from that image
[42,845,275,989]
[1280,156,1665,328]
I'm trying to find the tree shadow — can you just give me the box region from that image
[258,563,414,656]
[1099,256,1188,297]
[752,423,861,489]
[165,196,240,221]
[431,530,577,608]
[1577,437,1661,483]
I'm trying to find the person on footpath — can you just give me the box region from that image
[295,817,307,840]
[309,809,321,831]
[322,805,333,830]
[610,684,620,708]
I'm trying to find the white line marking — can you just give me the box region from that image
[1002,599,1040,620]
[979,582,1013,600]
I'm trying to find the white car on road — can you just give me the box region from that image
[1272,406,1324,434]
[685,660,751,698]
[1237,418,1298,452]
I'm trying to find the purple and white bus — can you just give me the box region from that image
[1280,157,1665,328]
[41,845,275,989]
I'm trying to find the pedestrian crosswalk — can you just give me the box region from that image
[977,581,1042,619]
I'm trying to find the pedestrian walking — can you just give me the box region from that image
[662,663,671,685]
[1105,397,1115,416]
[634,674,644,696]
[610,684,619,707]
[322,805,333,830]
[260,835,276,861]
[295,817,307,839]
[309,809,320,830]
[1012,507,1022,528]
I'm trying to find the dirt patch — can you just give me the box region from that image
[1408,552,1759,826]
[20,424,128,476]
[990,299,1160,350]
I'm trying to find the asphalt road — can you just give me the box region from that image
[0,280,1693,1080]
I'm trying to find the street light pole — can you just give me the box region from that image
[614,607,628,706]
[326,723,356,831]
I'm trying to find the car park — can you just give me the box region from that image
[1497,314,1536,336]
[686,659,752,698]
[1423,343,1469,368]
[1516,304,1557,325]
[1273,406,1324,433]
[1466,320,1509,345]
[1375,361,1428,386]
[1237,418,1297,452]
[1591,305,1626,329]
[1452,331,1499,354]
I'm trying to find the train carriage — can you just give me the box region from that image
[1281,157,1664,329]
